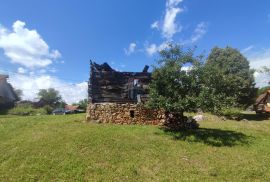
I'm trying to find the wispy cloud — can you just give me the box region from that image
[124,42,137,55]
[190,22,208,43]
[151,21,159,30]
[150,0,184,40]
[241,45,254,54]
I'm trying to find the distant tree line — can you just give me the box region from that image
[2,87,87,115]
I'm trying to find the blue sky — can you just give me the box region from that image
[0,0,270,103]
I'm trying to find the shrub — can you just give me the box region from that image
[219,107,243,120]
[8,103,47,116]
[43,105,53,114]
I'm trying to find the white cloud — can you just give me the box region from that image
[181,65,192,71]
[0,20,61,69]
[17,67,27,74]
[0,20,87,103]
[190,22,208,43]
[162,0,183,39]
[253,71,269,88]
[9,74,88,104]
[151,0,183,40]
[167,0,183,7]
[246,48,270,69]
[146,44,158,56]
[244,48,270,87]
[124,42,136,55]
[50,50,61,59]
[151,21,159,30]
[146,42,169,56]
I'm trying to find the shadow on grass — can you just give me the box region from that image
[0,109,8,115]
[160,127,253,147]
[241,113,270,121]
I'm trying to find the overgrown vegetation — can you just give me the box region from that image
[0,114,270,181]
[8,103,48,116]
[219,107,243,120]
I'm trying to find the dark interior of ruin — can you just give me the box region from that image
[88,61,151,103]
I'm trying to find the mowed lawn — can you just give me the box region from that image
[0,114,270,181]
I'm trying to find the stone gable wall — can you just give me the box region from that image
[86,103,165,125]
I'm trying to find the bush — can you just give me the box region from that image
[8,103,47,116]
[43,105,53,114]
[219,107,243,120]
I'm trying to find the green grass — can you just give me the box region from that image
[0,113,270,181]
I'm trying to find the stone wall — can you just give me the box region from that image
[86,103,165,125]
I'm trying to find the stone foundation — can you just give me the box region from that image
[86,103,165,125]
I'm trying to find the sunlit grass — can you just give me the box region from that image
[0,113,270,181]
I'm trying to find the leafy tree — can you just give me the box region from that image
[78,99,88,110]
[37,88,63,108]
[147,44,201,129]
[72,99,88,110]
[204,46,256,108]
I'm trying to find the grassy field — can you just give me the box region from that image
[0,113,270,181]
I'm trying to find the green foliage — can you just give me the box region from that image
[197,86,236,113]
[203,46,256,108]
[78,99,88,110]
[8,103,47,116]
[147,44,203,115]
[43,105,54,114]
[73,99,88,110]
[219,107,243,120]
[37,88,63,108]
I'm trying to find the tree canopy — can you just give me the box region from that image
[203,46,256,108]
[148,44,202,114]
[37,88,63,108]
[73,99,88,110]
[147,45,258,129]
[147,44,202,129]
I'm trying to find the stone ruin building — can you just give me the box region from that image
[86,61,165,125]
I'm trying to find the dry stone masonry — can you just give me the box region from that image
[86,103,165,125]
